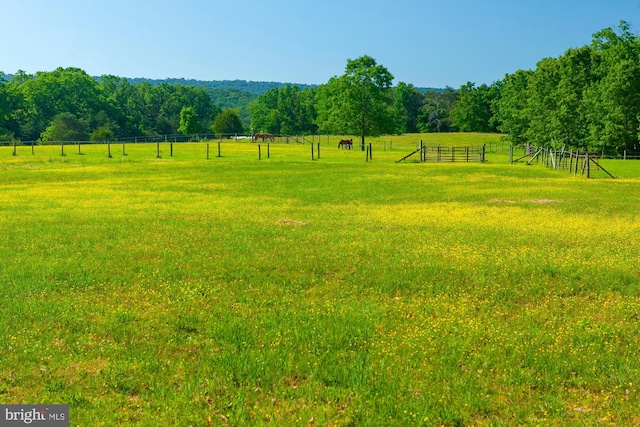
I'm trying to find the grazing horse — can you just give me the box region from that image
[253,133,274,142]
[338,139,353,150]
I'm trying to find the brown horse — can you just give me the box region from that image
[253,133,274,142]
[338,139,353,150]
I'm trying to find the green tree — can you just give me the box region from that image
[451,82,499,133]
[90,125,115,141]
[392,82,423,133]
[584,21,640,153]
[316,55,395,150]
[418,87,457,133]
[523,57,562,147]
[14,67,107,140]
[177,106,201,136]
[0,72,12,139]
[40,112,88,142]
[249,85,317,135]
[493,70,533,144]
[211,109,244,135]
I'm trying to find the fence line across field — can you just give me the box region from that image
[511,144,617,178]
[1,137,361,161]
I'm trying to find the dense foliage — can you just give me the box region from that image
[0,68,222,141]
[2,21,638,153]
[494,21,640,154]
[250,22,640,155]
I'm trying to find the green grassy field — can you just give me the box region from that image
[1,133,640,425]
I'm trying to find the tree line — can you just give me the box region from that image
[0,68,245,142]
[1,21,637,154]
[249,21,639,155]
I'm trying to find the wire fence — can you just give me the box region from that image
[0,132,333,147]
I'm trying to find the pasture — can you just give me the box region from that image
[1,133,640,425]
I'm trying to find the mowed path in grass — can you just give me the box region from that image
[1,134,640,425]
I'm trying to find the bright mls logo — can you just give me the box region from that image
[0,405,68,427]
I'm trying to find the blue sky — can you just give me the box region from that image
[1,0,638,88]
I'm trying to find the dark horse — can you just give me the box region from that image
[338,139,353,150]
[253,133,275,142]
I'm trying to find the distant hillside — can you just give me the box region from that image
[416,87,447,94]
[125,77,317,95]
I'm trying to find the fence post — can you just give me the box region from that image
[207,143,210,160]
[218,140,221,157]
[78,140,81,155]
[12,140,16,156]
[268,143,271,159]
[509,145,513,163]
[31,143,34,156]
[61,141,65,156]
[258,144,261,160]
[122,141,126,156]
[107,141,112,158]
[311,143,314,160]
[156,142,160,158]
[481,144,486,163]
[317,143,320,159]
[170,142,173,157]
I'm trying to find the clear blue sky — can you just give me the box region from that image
[1,0,638,88]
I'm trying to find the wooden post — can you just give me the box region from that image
[77,140,81,155]
[258,144,261,160]
[481,144,486,163]
[12,140,16,156]
[268,143,271,158]
[569,150,574,173]
[122,141,126,156]
[311,142,314,160]
[206,143,210,160]
[586,152,590,178]
[107,141,112,158]
[31,143,34,156]
[170,142,173,157]
[61,141,65,156]
[156,142,160,158]
[218,140,221,157]
[316,143,320,159]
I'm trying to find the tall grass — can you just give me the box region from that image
[1,134,640,425]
